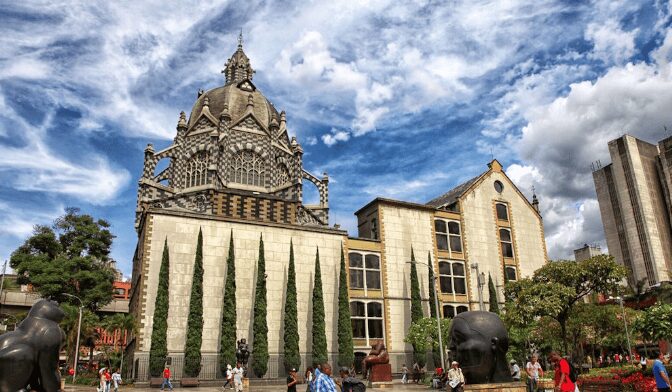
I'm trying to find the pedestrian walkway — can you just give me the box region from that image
[64,381,429,391]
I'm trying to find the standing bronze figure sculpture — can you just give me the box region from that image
[448,311,512,384]
[0,299,66,392]
[235,338,250,375]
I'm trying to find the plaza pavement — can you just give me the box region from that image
[64,381,431,392]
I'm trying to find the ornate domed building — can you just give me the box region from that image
[128,37,548,383]
[136,36,328,228]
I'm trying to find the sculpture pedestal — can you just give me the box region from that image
[369,363,392,382]
[465,382,527,392]
[242,378,249,389]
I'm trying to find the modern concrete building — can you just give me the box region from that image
[127,39,549,381]
[573,244,602,262]
[593,134,672,288]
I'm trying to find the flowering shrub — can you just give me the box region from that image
[579,366,659,392]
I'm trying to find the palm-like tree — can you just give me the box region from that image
[101,313,136,374]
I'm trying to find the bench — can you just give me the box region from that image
[180,378,200,387]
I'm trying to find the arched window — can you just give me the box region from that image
[499,228,514,258]
[185,152,208,188]
[442,304,469,318]
[505,266,517,282]
[496,203,509,221]
[230,150,265,187]
[277,162,290,185]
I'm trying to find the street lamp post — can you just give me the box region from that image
[470,263,485,311]
[407,260,445,369]
[63,293,83,383]
[610,296,632,360]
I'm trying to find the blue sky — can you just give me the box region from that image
[1,1,672,278]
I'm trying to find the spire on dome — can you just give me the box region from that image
[221,32,255,84]
[532,186,540,214]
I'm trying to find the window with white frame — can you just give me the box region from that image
[185,151,208,188]
[349,252,381,290]
[505,266,517,282]
[438,261,467,295]
[496,203,509,221]
[350,301,384,341]
[435,219,463,252]
[499,228,514,258]
[442,304,469,318]
[230,150,265,187]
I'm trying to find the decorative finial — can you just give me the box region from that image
[203,96,210,108]
[247,94,254,108]
[197,89,204,97]
[238,29,243,48]
[177,111,187,128]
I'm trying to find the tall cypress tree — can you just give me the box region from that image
[184,229,204,378]
[337,245,354,367]
[428,252,437,318]
[410,248,423,323]
[219,231,237,375]
[149,238,170,377]
[488,273,500,314]
[252,234,269,377]
[311,247,328,366]
[409,247,424,366]
[283,240,300,372]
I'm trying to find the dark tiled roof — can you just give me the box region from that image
[426,175,481,207]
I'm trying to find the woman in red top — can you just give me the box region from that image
[550,352,575,392]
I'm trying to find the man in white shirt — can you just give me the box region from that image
[447,361,465,392]
[526,354,544,392]
[232,362,244,392]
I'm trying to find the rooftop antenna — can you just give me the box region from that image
[238,28,243,48]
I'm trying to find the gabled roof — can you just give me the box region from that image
[426,175,481,208]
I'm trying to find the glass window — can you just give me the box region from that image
[230,150,265,187]
[505,266,517,282]
[349,252,381,290]
[494,180,504,193]
[439,261,466,295]
[456,306,469,314]
[496,203,508,221]
[443,305,455,318]
[185,151,209,188]
[499,228,514,258]
[277,162,290,185]
[351,301,384,342]
[435,219,462,252]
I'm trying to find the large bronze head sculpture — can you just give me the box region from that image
[448,311,512,384]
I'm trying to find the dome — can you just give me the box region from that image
[187,83,280,129]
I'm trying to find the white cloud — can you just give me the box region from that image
[321,128,351,146]
[586,19,638,64]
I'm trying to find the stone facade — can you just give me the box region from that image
[593,134,672,288]
[128,39,549,381]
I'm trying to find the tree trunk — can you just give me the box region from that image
[560,319,569,355]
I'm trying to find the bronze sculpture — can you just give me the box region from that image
[361,342,389,379]
[0,299,66,392]
[236,338,249,375]
[448,311,512,384]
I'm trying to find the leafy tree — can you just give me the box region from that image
[404,317,451,359]
[184,229,204,378]
[505,255,626,353]
[60,303,100,370]
[252,235,269,377]
[219,231,237,375]
[10,208,117,311]
[337,245,354,367]
[488,273,500,314]
[283,240,300,372]
[312,247,328,365]
[149,238,170,377]
[633,302,672,345]
[428,252,437,318]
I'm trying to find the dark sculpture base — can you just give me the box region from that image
[465,381,526,392]
[369,363,392,382]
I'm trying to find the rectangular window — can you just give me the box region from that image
[435,219,462,252]
[350,301,384,343]
[349,252,381,291]
[439,261,466,295]
[505,266,517,282]
[496,203,509,221]
[499,228,514,258]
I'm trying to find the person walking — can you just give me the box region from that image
[526,354,544,392]
[653,352,671,392]
[549,352,574,392]
[287,368,299,392]
[223,364,233,390]
[447,361,465,392]
[160,365,173,391]
[510,360,521,381]
[400,363,409,384]
[314,363,338,392]
[305,367,315,392]
[98,368,107,392]
[111,368,122,392]
[412,361,421,384]
[232,362,244,392]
